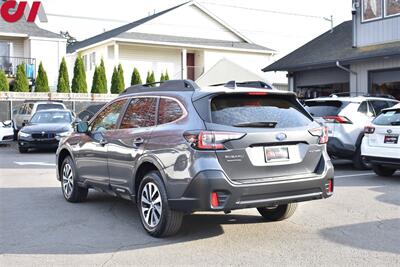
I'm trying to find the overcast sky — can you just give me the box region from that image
[35,0,352,82]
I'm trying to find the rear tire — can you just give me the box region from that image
[372,165,396,177]
[137,171,183,237]
[61,156,88,203]
[257,203,297,221]
[18,147,28,153]
[353,146,370,170]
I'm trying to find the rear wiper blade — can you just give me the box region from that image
[233,121,277,128]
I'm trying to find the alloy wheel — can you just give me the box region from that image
[141,182,162,228]
[62,163,74,198]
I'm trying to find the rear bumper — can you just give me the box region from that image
[168,166,334,212]
[363,156,400,169]
[327,137,355,157]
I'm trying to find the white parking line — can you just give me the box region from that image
[335,172,375,178]
[14,162,56,167]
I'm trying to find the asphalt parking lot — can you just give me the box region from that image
[0,143,399,266]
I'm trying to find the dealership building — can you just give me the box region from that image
[263,0,400,100]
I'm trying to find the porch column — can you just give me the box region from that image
[181,49,187,79]
[114,43,119,66]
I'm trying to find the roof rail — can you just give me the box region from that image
[120,79,199,95]
[211,80,273,89]
[362,94,395,99]
[23,100,64,103]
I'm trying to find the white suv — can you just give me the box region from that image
[362,103,400,176]
[305,96,398,169]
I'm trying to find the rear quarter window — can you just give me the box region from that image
[211,94,312,128]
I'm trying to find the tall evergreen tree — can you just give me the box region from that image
[149,71,155,86]
[145,71,151,84]
[71,55,87,93]
[57,57,70,93]
[0,70,9,91]
[111,67,120,94]
[117,64,125,91]
[98,59,107,93]
[91,66,100,93]
[164,70,170,81]
[35,62,50,92]
[130,67,142,85]
[160,72,165,82]
[14,64,29,92]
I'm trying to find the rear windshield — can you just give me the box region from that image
[211,94,312,128]
[305,101,346,117]
[36,104,64,111]
[373,110,400,126]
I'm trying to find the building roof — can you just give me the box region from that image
[0,17,62,39]
[263,21,400,72]
[67,1,273,54]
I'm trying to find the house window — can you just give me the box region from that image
[108,46,114,59]
[362,0,383,22]
[385,0,400,17]
[90,52,96,70]
[82,55,88,71]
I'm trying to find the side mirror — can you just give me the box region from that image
[2,120,12,127]
[76,121,89,133]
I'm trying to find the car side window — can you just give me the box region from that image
[19,104,26,115]
[91,99,127,132]
[158,98,184,125]
[358,101,368,114]
[120,97,157,129]
[26,104,34,115]
[370,100,390,116]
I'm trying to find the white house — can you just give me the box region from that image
[67,1,275,91]
[0,16,66,90]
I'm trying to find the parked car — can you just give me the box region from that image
[18,109,75,153]
[12,101,67,139]
[362,103,400,176]
[56,80,334,237]
[0,120,13,144]
[77,103,106,122]
[305,96,399,169]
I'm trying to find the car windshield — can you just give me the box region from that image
[211,94,312,128]
[373,110,400,126]
[30,111,72,124]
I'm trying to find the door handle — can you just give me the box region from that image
[133,137,144,147]
[99,139,108,146]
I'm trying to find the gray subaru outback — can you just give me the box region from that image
[56,80,334,237]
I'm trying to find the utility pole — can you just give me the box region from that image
[323,15,334,33]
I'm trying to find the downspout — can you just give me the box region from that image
[336,61,358,96]
[352,1,358,48]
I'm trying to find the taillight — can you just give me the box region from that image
[247,92,268,96]
[309,126,329,144]
[364,126,375,134]
[323,116,352,124]
[184,131,245,150]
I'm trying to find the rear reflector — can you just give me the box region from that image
[323,116,352,124]
[211,192,219,208]
[364,126,375,134]
[327,179,334,193]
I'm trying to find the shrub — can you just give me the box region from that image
[57,57,70,93]
[111,67,120,94]
[0,70,9,91]
[98,59,107,93]
[130,67,142,85]
[14,64,29,92]
[35,62,50,92]
[118,64,125,91]
[71,55,87,93]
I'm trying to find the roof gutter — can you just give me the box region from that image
[336,60,358,96]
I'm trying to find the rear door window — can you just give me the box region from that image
[120,97,157,129]
[305,101,346,117]
[211,94,312,128]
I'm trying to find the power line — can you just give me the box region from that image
[199,1,328,20]
[47,13,130,23]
